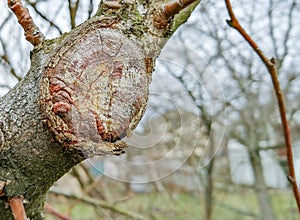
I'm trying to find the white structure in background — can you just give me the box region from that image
[292,140,300,189]
[228,140,288,188]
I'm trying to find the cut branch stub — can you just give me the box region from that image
[8,0,45,46]
[40,23,151,157]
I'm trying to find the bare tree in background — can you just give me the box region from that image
[1,0,299,219]
[169,0,300,219]
[0,0,201,219]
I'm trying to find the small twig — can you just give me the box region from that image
[111,194,133,205]
[68,0,80,29]
[0,53,22,81]
[224,0,300,213]
[162,0,198,21]
[153,0,199,30]
[70,167,85,190]
[88,0,94,19]
[26,1,63,35]
[49,189,145,220]
[9,195,28,220]
[7,0,45,46]
[44,203,72,220]
[0,181,5,196]
[79,163,94,185]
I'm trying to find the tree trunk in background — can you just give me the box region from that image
[204,156,214,220]
[249,148,276,220]
[203,126,215,220]
[0,1,200,219]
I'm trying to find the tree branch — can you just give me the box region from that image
[68,0,80,29]
[26,0,63,35]
[224,0,300,213]
[7,0,45,46]
[152,0,199,31]
[44,203,72,220]
[9,195,28,220]
[162,0,199,21]
[49,189,145,220]
[0,181,5,197]
[87,0,94,19]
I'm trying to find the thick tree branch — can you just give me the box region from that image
[7,0,45,46]
[1,1,202,219]
[224,0,300,213]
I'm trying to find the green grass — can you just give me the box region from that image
[45,189,298,220]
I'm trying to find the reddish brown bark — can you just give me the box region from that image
[9,196,27,220]
[7,0,44,46]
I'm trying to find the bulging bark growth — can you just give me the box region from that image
[40,21,150,157]
[0,0,200,219]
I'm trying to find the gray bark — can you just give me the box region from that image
[0,1,200,219]
[0,44,85,219]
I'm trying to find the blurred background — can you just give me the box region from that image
[1,0,300,219]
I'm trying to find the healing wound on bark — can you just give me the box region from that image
[40,25,151,156]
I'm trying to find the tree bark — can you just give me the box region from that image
[0,41,86,219]
[0,1,200,219]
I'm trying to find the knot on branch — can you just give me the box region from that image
[40,22,151,156]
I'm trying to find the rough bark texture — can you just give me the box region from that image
[0,1,200,219]
[0,43,85,219]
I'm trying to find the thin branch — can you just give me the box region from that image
[68,0,80,29]
[0,13,12,30]
[0,84,12,90]
[49,189,145,220]
[0,13,23,81]
[152,0,199,30]
[162,0,199,21]
[88,0,94,19]
[279,0,296,70]
[0,181,5,196]
[7,0,45,46]
[44,203,72,220]
[9,195,28,220]
[0,40,22,81]
[268,0,296,70]
[26,1,63,35]
[71,166,86,190]
[224,0,300,213]
[79,163,94,185]
[64,164,94,196]
[268,0,279,60]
